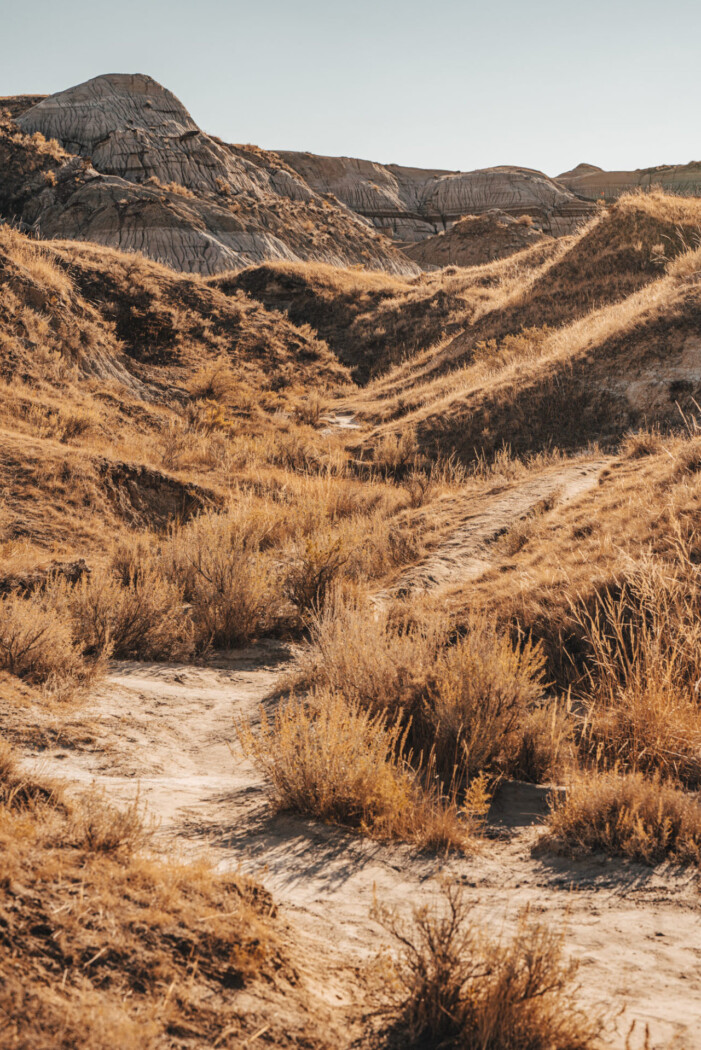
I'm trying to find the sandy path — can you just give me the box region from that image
[385,457,608,598]
[16,465,701,1048]
[20,645,701,1049]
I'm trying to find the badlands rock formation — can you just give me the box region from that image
[279,152,595,241]
[556,160,701,200]
[404,209,550,268]
[2,74,416,275]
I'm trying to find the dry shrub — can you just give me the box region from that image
[283,532,350,619]
[0,740,62,809]
[405,470,435,509]
[374,881,602,1050]
[295,596,558,786]
[0,586,99,699]
[71,566,193,661]
[374,428,421,478]
[576,542,701,786]
[237,690,477,852]
[293,592,442,714]
[621,427,665,459]
[69,792,152,856]
[545,769,701,865]
[163,511,281,649]
[427,621,550,781]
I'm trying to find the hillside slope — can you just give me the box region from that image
[2,74,416,276]
[0,224,350,556]
[279,152,595,241]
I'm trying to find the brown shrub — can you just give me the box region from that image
[71,566,194,661]
[374,881,602,1049]
[545,769,701,865]
[0,585,100,699]
[237,689,477,852]
[427,618,547,781]
[294,597,558,787]
[68,792,152,856]
[575,546,701,786]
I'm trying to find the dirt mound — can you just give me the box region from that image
[213,262,473,382]
[2,75,416,276]
[214,242,563,383]
[404,209,550,269]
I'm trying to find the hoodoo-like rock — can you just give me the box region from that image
[3,74,417,276]
[404,209,551,269]
[278,153,595,241]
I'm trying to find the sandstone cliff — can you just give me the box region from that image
[2,74,417,276]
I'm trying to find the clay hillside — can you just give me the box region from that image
[4,70,701,1050]
[1,74,599,276]
[557,159,701,200]
[0,74,415,276]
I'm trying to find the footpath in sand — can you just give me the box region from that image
[17,462,701,1050]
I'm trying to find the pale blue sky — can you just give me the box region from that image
[3,0,698,176]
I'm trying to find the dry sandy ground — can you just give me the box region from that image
[15,465,701,1049]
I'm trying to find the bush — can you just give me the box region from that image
[576,547,701,786]
[0,586,99,699]
[294,597,555,786]
[71,566,193,661]
[374,881,602,1049]
[545,769,701,865]
[427,618,547,781]
[237,689,477,852]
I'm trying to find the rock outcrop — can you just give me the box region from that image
[278,153,595,241]
[556,161,701,201]
[2,74,417,276]
[403,209,551,269]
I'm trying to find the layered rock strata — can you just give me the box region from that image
[278,153,595,241]
[3,74,417,275]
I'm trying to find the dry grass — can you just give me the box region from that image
[545,769,701,865]
[373,881,603,1049]
[293,595,561,786]
[0,742,315,1049]
[237,689,482,852]
[575,539,701,786]
[0,585,102,700]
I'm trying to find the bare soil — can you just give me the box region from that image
[16,467,701,1049]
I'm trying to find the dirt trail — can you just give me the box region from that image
[17,466,701,1049]
[20,644,701,1049]
[387,456,608,598]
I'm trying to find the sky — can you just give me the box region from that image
[3,0,699,177]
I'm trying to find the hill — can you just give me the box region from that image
[2,74,416,275]
[556,159,701,200]
[279,153,595,242]
[5,98,701,1046]
[403,209,551,268]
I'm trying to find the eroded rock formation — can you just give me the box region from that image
[278,153,595,241]
[556,160,701,200]
[2,74,417,276]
